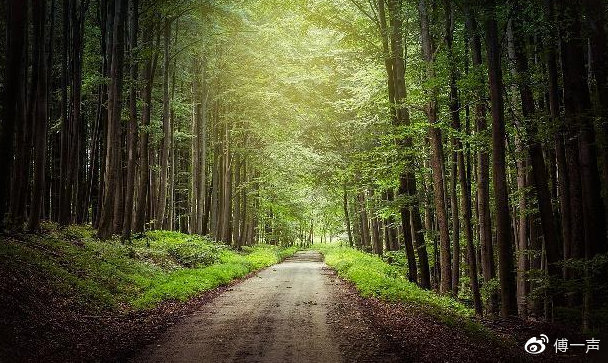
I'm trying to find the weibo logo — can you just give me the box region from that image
[524,334,549,354]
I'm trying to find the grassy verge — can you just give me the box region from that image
[0,222,297,312]
[313,244,492,337]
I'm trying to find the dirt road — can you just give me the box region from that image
[134,251,345,363]
[132,250,545,363]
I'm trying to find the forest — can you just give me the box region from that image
[0,0,607,361]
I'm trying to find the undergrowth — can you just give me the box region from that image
[0,222,297,311]
[313,244,494,338]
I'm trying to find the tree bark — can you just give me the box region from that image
[98,0,126,239]
[467,7,497,314]
[419,0,452,295]
[370,190,382,255]
[190,61,200,234]
[133,25,159,234]
[386,0,430,288]
[445,0,461,296]
[156,18,171,230]
[506,18,529,318]
[484,2,517,317]
[122,0,138,239]
[508,4,563,316]
[343,185,354,247]
[1,0,27,228]
[358,191,371,250]
[559,0,607,260]
[582,0,608,227]
[28,0,49,232]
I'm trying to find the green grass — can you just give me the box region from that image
[0,222,297,311]
[133,244,298,308]
[313,244,492,336]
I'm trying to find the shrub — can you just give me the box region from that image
[167,242,224,268]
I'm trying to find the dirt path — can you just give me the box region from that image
[132,250,586,363]
[134,251,343,363]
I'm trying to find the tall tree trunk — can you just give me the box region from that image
[1,0,27,228]
[167,113,175,231]
[165,30,178,232]
[203,166,212,235]
[222,122,232,244]
[67,0,88,225]
[210,127,220,239]
[358,191,371,250]
[198,81,208,235]
[92,0,109,229]
[58,0,71,225]
[459,128,483,314]
[370,190,382,255]
[559,0,607,326]
[156,18,171,230]
[385,190,399,251]
[233,153,241,246]
[559,0,607,260]
[28,0,49,232]
[122,0,138,239]
[343,185,353,247]
[238,159,248,247]
[445,0,461,296]
[419,0,452,294]
[74,1,90,224]
[450,151,460,295]
[133,26,159,233]
[44,0,55,223]
[506,19,529,318]
[467,9,497,314]
[98,0,126,239]
[386,0,429,288]
[445,0,481,309]
[582,0,608,226]
[190,61,200,234]
[542,0,571,283]
[509,4,563,315]
[485,1,517,317]
[191,57,207,235]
